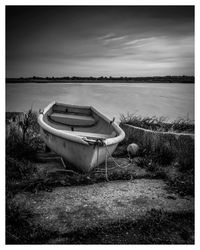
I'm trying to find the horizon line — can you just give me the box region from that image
[6,75,195,79]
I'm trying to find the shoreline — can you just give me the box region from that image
[6,81,195,84]
[6,75,194,84]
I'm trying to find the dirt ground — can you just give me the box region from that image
[12,176,194,240]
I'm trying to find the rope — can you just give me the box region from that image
[97,144,99,167]
[105,152,109,181]
[93,138,133,181]
[104,143,132,169]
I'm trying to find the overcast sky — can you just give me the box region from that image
[6,6,194,77]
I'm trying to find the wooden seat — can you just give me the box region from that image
[50,112,96,126]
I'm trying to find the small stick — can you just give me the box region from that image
[60,157,67,168]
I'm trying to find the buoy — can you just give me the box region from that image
[127,143,139,158]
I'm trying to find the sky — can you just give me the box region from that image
[6,6,194,77]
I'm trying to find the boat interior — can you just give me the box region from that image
[44,103,117,140]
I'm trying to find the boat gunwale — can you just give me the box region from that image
[38,101,125,146]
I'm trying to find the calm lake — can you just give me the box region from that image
[6,82,194,122]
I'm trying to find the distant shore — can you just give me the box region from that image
[6,75,194,84]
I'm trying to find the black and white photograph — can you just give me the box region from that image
[5,3,195,245]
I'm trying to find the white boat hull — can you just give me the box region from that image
[38,102,125,172]
[40,127,117,172]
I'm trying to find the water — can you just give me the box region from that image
[6,82,194,121]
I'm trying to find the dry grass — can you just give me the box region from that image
[120,113,194,133]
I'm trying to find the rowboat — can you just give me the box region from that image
[38,102,125,172]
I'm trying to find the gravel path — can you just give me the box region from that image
[13,178,194,235]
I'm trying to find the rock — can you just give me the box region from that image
[127,143,139,158]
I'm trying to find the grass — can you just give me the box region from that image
[6,110,45,195]
[6,200,55,244]
[64,209,194,244]
[167,168,194,196]
[6,110,42,160]
[6,110,52,244]
[120,113,194,133]
[134,156,194,196]
[6,206,194,244]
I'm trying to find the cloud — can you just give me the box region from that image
[97,33,127,45]
[124,37,156,47]
[6,6,194,77]
[103,36,127,45]
[97,33,115,40]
